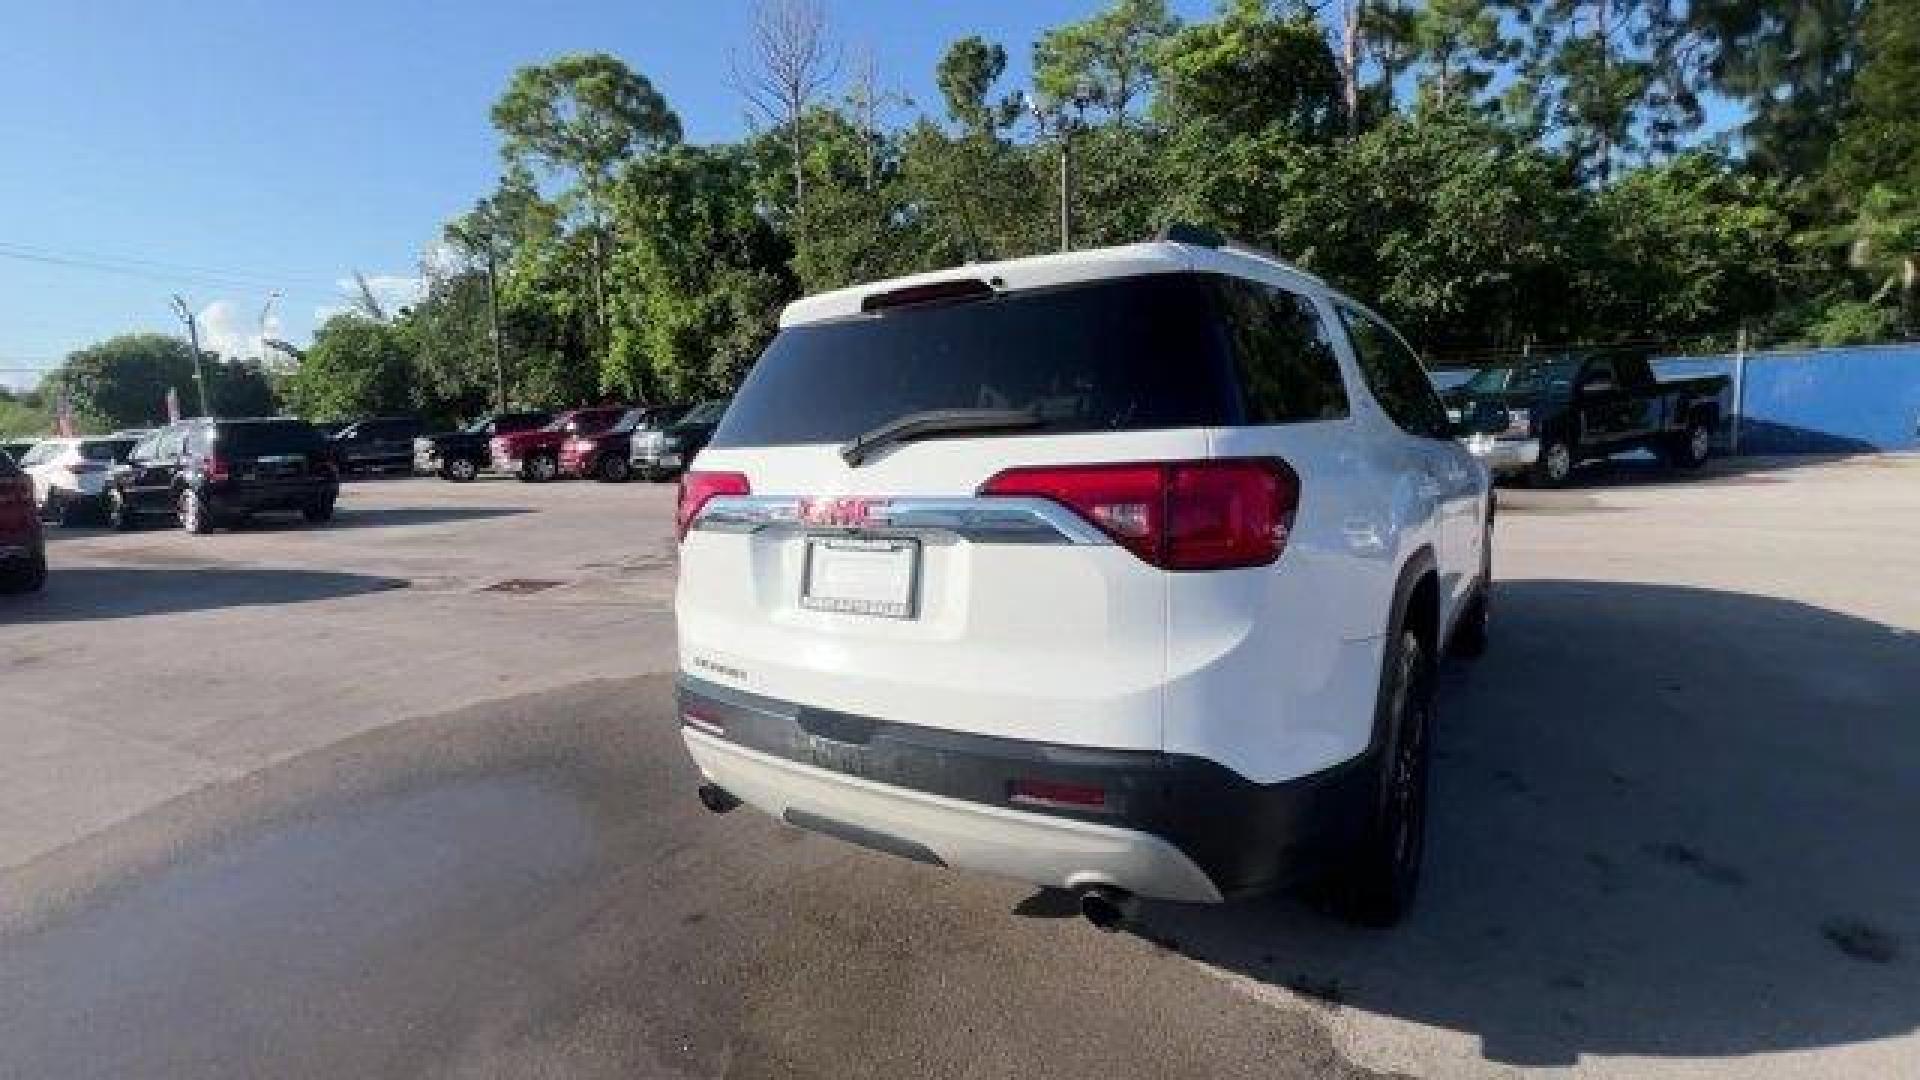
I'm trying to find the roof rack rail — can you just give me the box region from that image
[1156,222,1224,247]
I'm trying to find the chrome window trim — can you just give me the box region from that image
[692,495,1110,546]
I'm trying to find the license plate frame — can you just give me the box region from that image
[800,535,920,620]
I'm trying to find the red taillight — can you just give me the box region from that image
[204,454,231,482]
[1010,777,1108,811]
[979,458,1298,571]
[677,470,749,540]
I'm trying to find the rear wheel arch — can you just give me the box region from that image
[1372,547,1439,751]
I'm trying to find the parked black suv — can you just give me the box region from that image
[107,418,340,534]
[331,416,425,474]
[414,410,552,482]
[632,398,729,481]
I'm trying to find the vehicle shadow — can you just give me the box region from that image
[1121,579,1920,1068]
[2,565,409,623]
[241,506,534,531]
[1510,452,1867,491]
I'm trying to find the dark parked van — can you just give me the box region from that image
[108,418,340,534]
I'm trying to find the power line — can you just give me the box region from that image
[0,239,341,290]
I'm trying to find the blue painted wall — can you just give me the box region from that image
[1656,345,1920,454]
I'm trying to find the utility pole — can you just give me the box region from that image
[169,294,210,417]
[482,242,506,413]
[1057,130,1073,253]
[1027,87,1090,253]
[258,291,281,367]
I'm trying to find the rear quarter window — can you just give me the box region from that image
[1210,279,1348,424]
[713,274,1245,449]
[217,422,325,455]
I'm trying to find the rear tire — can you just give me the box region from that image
[1529,438,1574,488]
[521,453,558,483]
[55,496,86,528]
[106,488,137,531]
[0,549,46,594]
[178,489,214,535]
[442,456,479,483]
[1333,628,1434,927]
[302,497,335,523]
[1668,418,1712,470]
[596,455,632,483]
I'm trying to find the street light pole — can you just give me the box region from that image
[259,290,282,366]
[1026,87,1089,253]
[169,294,210,417]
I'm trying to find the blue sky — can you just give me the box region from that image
[0,1,1738,391]
[0,0,1224,389]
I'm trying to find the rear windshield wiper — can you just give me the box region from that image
[839,408,1042,467]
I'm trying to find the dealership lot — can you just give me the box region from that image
[2,459,1916,1078]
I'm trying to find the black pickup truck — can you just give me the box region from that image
[1443,352,1729,486]
[412,410,553,482]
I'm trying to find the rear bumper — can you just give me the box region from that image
[203,479,337,513]
[677,676,1378,902]
[631,450,683,472]
[1465,435,1540,475]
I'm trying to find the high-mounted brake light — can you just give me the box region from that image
[859,277,996,314]
[979,458,1298,571]
[677,470,750,540]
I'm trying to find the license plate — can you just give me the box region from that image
[801,537,918,619]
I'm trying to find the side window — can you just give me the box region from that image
[1213,279,1349,424]
[1337,307,1450,439]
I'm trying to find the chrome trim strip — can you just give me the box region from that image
[693,495,1110,545]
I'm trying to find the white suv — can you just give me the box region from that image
[18,436,139,526]
[674,233,1492,927]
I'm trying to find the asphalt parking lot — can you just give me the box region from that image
[2,457,1916,1079]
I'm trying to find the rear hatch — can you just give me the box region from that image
[678,271,1277,752]
[218,421,330,485]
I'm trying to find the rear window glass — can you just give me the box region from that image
[713,274,1246,449]
[80,440,136,462]
[676,401,727,427]
[216,421,325,455]
[0,451,17,476]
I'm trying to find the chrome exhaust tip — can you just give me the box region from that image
[1077,884,1136,931]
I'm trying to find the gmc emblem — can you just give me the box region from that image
[798,497,888,527]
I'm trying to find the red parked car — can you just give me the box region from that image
[558,405,683,483]
[489,406,628,483]
[1,448,47,593]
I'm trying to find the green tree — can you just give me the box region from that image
[43,334,202,432]
[901,37,1047,263]
[280,314,417,421]
[1512,0,1700,182]
[608,146,796,399]
[1825,0,1920,195]
[1033,0,1179,125]
[1688,0,1865,179]
[1152,0,1344,143]
[1409,0,1512,111]
[1589,151,1797,340]
[491,54,683,356]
